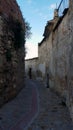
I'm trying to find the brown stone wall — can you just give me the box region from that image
[0,0,23,23]
[0,1,25,107]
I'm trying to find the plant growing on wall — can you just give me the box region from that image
[7,16,24,50]
[12,20,24,50]
[8,16,31,50]
[24,20,32,39]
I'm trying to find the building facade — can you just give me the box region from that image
[39,0,73,120]
[25,0,73,120]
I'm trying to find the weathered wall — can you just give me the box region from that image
[0,0,23,23]
[51,12,70,95]
[50,0,73,120]
[67,0,73,120]
[0,0,24,107]
[38,0,73,120]
[25,0,73,120]
[25,57,38,79]
[38,33,53,82]
[38,40,46,79]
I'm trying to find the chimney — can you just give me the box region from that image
[54,9,58,19]
[53,9,59,25]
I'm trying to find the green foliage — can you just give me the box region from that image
[8,17,25,50]
[13,21,24,50]
[24,20,32,39]
[8,16,31,51]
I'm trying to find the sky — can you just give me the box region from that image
[17,0,61,59]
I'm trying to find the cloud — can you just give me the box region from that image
[33,8,48,20]
[38,12,49,20]
[27,0,32,4]
[33,4,56,20]
[49,4,56,10]
[25,43,38,59]
[34,9,39,13]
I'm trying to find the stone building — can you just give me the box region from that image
[25,57,38,79]
[38,20,54,81]
[0,0,25,107]
[38,0,73,120]
[25,0,73,120]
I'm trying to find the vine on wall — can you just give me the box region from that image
[8,17,25,50]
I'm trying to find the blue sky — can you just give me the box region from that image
[17,0,61,59]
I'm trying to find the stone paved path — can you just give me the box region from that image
[26,80,73,130]
[0,79,38,130]
[0,79,73,130]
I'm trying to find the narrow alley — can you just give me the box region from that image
[0,79,73,130]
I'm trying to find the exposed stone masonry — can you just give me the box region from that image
[0,0,25,107]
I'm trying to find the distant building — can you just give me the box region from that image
[25,57,38,79]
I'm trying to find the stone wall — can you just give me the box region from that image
[0,0,25,107]
[66,0,73,120]
[38,0,73,120]
[50,12,69,93]
[38,33,53,81]
[0,0,23,23]
[50,0,73,119]
[25,0,73,120]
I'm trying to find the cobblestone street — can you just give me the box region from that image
[27,80,73,130]
[0,79,38,130]
[0,79,73,130]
